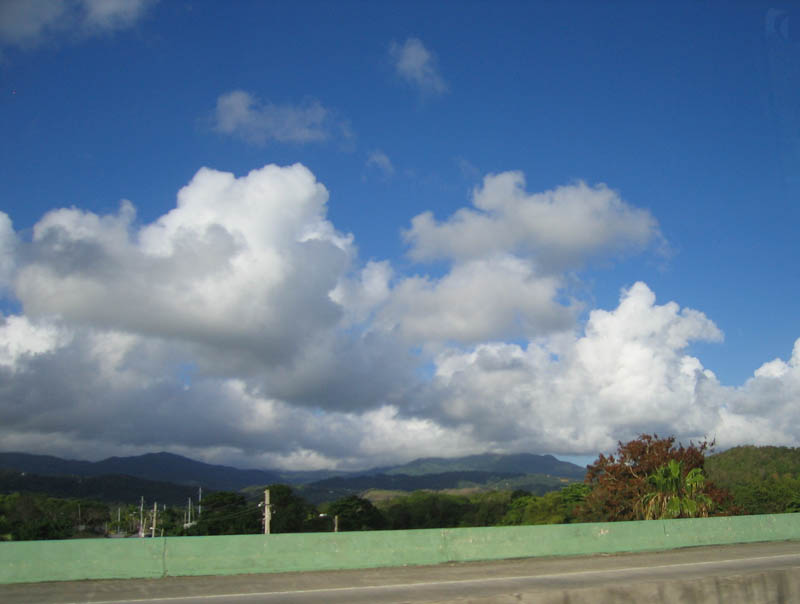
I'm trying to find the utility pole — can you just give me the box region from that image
[198,487,202,516]
[139,497,144,538]
[151,502,157,538]
[264,489,271,535]
[334,515,339,533]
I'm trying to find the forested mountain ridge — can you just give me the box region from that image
[381,453,586,479]
[294,471,574,504]
[0,452,281,492]
[0,451,586,493]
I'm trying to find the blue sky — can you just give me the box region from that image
[0,0,798,470]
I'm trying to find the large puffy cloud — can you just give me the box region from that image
[16,164,350,364]
[405,172,661,271]
[716,340,800,448]
[377,256,574,345]
[0,163,430,468]
[385,170,661,347]
[424,282,726,455]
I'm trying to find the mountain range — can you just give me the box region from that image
[380,453,586,479]
[0,450,587,504]
[0,451,585,487]
[0,451,282,492]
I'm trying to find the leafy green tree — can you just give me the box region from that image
[501,492,563,525]
[636,459,713,519]
[500,484,589,526]
[0,493,110,540]
[326,495,385,531]
[190,492,260,535]
[263,484,317,533]
[382,492,473,529]
[786,497,800,513]
[158,504,189,536]
[560,482,591,508]
[460,491,515,527]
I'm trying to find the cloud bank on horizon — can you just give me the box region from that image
[1,162,798,470]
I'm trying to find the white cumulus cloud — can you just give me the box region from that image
[717,339,800,448]
[0,0,155,49]
[15,164,360,371]
[405,172,662,271]
[424,282,726,455]
[0,315,71,373]
[212,90,340,145]
[378,256,573,345]
[390,37,448,96]
[366,150,395,178]
[81,0,154,31]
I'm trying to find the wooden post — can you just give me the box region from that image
[334,515,339,533]
[264,489,271,535]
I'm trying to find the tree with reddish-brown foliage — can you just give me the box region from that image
[576,434,734,522]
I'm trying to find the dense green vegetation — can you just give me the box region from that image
[705,446,800,515]
[0,493,109,540]
[376,483,591,529]
[0,482,593,540]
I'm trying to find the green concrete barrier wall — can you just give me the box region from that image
[2,513,800,584]
[0,537,165,583]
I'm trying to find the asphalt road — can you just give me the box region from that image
[2,541,799,604]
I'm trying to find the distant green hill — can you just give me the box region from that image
[705,445,800,514]
[295,471,574,505]
[382,453,586,479]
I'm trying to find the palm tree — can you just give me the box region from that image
[637,459,713,520]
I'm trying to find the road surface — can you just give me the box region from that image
[2,540,799,603]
